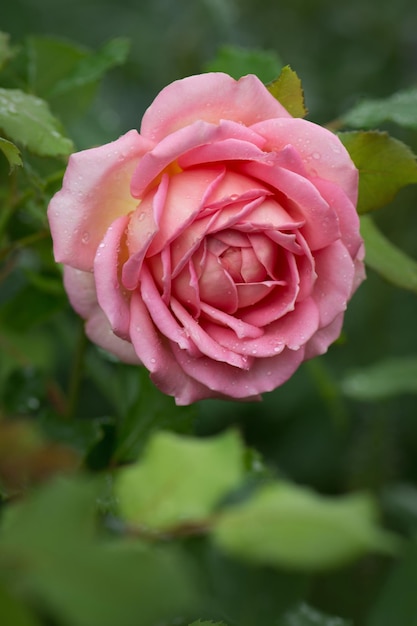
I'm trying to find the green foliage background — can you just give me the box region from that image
[1,1,417,625]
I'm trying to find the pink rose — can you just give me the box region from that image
[48,72,364,405]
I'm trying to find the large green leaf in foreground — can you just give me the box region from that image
[116,430,245,530]
[212,483,397,570]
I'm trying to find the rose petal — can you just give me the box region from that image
[312,241,355,326]
[140,73,291,143]
[251,118,358,205]
[171,341,305,399]
[94,214,131,339]
[240,160,340,250]
[85,308,140,365]
[198,250,238,313]
[63,266,97,319]
[48,129,152,271]
[205,297,320,356]
[129,291,212,405]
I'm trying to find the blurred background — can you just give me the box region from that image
[1,2,417,620]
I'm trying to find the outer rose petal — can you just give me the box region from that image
[48,130,153,272]
[64,267,140,364]
[251,118,358,205]
[140,73,291,142]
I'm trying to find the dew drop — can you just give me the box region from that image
[312,152,321,160]
[230,194,239,201]
[138,212,146,222]
[81,231,90,244]
[150,357,156,364]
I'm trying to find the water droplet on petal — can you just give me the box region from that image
[81,231,90,244]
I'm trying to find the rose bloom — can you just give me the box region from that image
[48,72,364,405]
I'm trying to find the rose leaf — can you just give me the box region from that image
[342,356,417,401]
[281,602,352,626]
[267,65,307,118]
[341,87,417,130]
[339,131,417,213]
[115,430,245,531]
[360,214,417,294]
[0,88,73,157]
[212,483,398,571]
[0,136,22,171]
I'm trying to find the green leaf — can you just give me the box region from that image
[360,214,417,293]
[205,45,282,82]
[341,87,417,130]
[0,136,22,170]
[0,87,73,156]
[0,582,42,626]
[338,131,417,213]
[280,602,352,626]
[0,477,200,626]
[367,539,417,626]
[49,37,131,97]
[267,65,307,117]
[212,483,397,570]
[342,356,417,401]
[116,430,245,530]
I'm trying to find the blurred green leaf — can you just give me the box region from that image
[338,131,417,213]
[0,477,199,626]
[280,602,352,626]
[341,87,417,130]
[49,37,130,96]
[0,87,73,156]
[0,582,42,626]
[212,483,397,570]
[205,45,282,82]
[0,136,22,170]
[342,356,417,401]
[267,65,307,117]
[367,540,417,626]
[360,214,417,293]
[116,430,245,531]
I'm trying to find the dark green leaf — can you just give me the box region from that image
[0,582,42,626]
[280,602,352,626]
[49,37,131,97]
[338,131,417,213]
[205,45,282,82]
[212,483,397,570]
[367,540,417,626]
[267,66,307,117]
[0,136,22,170]
[116,430,245,530]
[0,87,73,156]
[341,87,417,130]
[342,355,417,400]
[0,477,199,626]
[189,621,228,626]
[360,214,417,293]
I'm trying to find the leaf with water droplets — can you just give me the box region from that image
[0,88,73,157]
